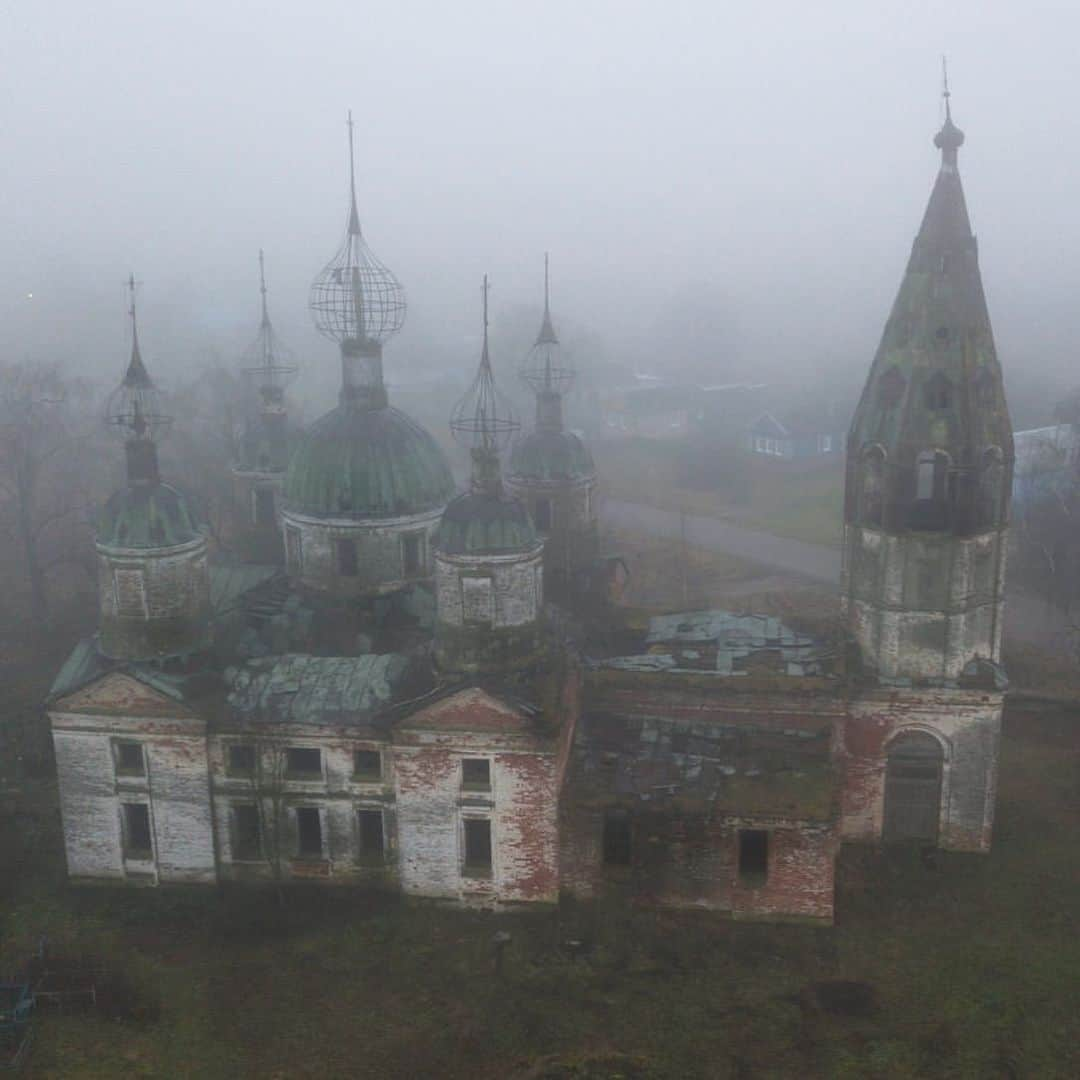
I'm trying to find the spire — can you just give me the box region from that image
[535,252,558,347]
[243,251,297,414]
[123,273,151,391]
[934,57,965,168]
[450,275,520,496]
[347,110,361,237]
[258,248,269,327]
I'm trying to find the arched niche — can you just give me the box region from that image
[883,731,944,844]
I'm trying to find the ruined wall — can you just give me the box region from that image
[96,535,211,660]
[558,805,835,922]
[394,733,559,905]
[843,524,1008,680]
[841,686,1002,851]
[50,712,215,884]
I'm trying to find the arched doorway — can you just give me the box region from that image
[883,732,944,844]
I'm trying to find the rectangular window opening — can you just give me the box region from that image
[462,758,491,791]
[122,803,152,858]
[402,532,423,577]
[738,829,769,886]
[285,525,303,572]
[254,487,276,526]
[296,806,323,857]
[357,809,385,861]
[463,818,492,876]
[353,749,382,781]
[115,740,145,777]
[534,498,552,532]
[286,747,322,779]
[337,538,358,577]
[602,814,632,866]
[232,804,261,861]
[227,743,256,777]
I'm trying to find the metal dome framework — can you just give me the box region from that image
[105,276,172,444]
[450,276,520,454]
[519,253,575,396]
[243,250,298,404]
[309,112,406,347]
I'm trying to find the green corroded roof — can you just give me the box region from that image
[848,114,1013,466]
[508,429,595,485]
[284,403,454,519]
[435,491,540,556]
[97,482,203,549]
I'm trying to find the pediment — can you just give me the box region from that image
[53,671,193,719]
[400,686,530,733]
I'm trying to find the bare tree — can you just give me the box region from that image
[0,361,100,630]
[248,740,289,906]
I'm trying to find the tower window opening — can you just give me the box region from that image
[980,448,1005,528]
[911,451,951,531]
[860,446,886,527]
[402,532,423,577]
[337,538,358,577]
[924,374,953,411]
[534,497,552,532]
[285,525,303,573]
[254,487,275,526]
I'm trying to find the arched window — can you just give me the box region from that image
[859,445,886,527]
[910,450,951,531]
[884,732,944,844]
[979,447,1005,529]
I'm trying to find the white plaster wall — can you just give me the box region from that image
[435,548,543,629]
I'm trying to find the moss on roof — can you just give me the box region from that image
[97,483,203,549]
[284,403,454,519]
[435,491,540,556]
[508,429,595,485]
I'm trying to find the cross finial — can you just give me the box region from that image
[258,248,269,324]
[480,274,491,371]
[543,252,550,314]
[942,55,951,121]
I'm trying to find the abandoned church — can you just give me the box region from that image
[46,95,1012,924]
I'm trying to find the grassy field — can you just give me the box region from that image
[4,699,1080,1079]
[594,438,844,548]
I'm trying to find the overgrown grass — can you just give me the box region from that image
[5,703,1080,1078]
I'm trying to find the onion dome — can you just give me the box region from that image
[449,275,520,497]
[242,249,297,411]
[283,405,453,518]
[509,428,595,484]
[309,112,405,350]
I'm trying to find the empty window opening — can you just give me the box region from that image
[254,487,276,526]
[463,818,492,875]
[232,804,261,861]
[296,807,323,857]
[337,538,358,577]
[860,446,886,527]
[461,576,494,624]
[113,569,148,617]
[402,532,423,577]
[285,525,303,573]
[286,747,322,779]
[534,497,552,532]
[602,814,632,866]
[924,374,953,411]
[114,741,145,777]
[884,733,944,844]
[462,758,491,791]
[357,809,385,861]
[227,744,255,777]
[911,451,951,531]
[122,803,152,859]
[738,829,769,886]
[353,749,382,780]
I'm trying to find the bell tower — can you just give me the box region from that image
[842,78,1013,682]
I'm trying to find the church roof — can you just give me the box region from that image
[97,482,203,549]
[848,101,1013,466]
[435,490,540,556]
[283,403,453,519]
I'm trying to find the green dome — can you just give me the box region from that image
[284,404,454,519]
[98,483,203,549]
[508,429,595,485]
[436,492,539,556]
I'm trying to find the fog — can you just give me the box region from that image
[4,1,1079,421]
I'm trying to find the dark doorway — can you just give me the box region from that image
[463,818,492,875]
[884,732,944,844]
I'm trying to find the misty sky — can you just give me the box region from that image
[4,1,1078,417]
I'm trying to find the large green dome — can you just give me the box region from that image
[98,483,203,549]
[284,404,454,519]
[436,492,539,556]
[508,429,595,485]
